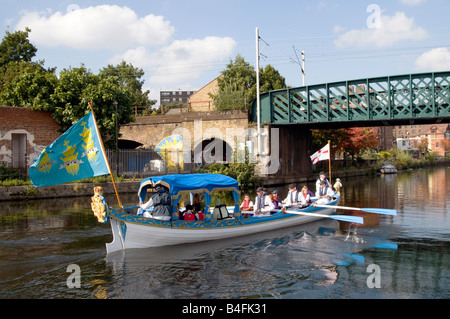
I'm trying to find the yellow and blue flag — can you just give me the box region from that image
[29,112,110,187]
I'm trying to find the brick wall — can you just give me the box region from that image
[189,77,220,112]
[120,110,249,150]
[0,106,61,171]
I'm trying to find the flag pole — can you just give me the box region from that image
[88,102,124,210]
[328,140,332,182]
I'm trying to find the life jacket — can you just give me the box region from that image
[256,194,269,210]
[184,212,196,221]
[289,191,300,204]
[197,211,204,221]
[302,192,310,203]
[241,200,250,210]
[319,186,330,197]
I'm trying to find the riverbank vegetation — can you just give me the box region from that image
[373,149,449,169]
[0,163,126,187]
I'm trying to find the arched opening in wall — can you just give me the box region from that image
[118,139,143,149]
[193,138,233,168]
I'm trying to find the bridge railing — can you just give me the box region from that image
[254,71,450,125]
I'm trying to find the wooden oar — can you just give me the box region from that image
[284,209,364,224]
[313,204,397,216]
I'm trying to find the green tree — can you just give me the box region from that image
[211,55,286,111]
[0,28,37,67]
[0,28,45,94]
[50,65,134,148]
[0,62,57,111]
[260,64,286,93]
[99,61,155,108]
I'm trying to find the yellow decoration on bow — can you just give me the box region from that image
[91,186,107,223]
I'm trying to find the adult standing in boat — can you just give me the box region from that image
[315,171,331,194]
[139,184,172,221]
[316,180,335,205]
[282,183,301,207]
[254,187,275,217]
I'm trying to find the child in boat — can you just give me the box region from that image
[182,204,197,221]
[300,186,311,207]
[240,194,254,212]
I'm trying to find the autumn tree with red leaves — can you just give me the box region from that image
[312,127,379,160]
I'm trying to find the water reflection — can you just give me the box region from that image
[0,167,449,298]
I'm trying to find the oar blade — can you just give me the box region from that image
[329,214,364,224]
[362,208,397,216]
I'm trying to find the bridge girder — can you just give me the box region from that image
[252,71,450,128]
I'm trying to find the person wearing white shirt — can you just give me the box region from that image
[253,187,275,217]
[299,186,311,207]
[315,171,331,194]
[282,183,302,207]
[316,180,335,205]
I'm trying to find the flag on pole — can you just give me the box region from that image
[310,143,330,164]
[29,112,110,187]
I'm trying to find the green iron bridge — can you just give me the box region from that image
[251,71,450,128]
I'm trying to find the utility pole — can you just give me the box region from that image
[291,46,306,86]
[302,50,305,86]
[256,27,261,156]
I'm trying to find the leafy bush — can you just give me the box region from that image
[196,149,260,192]
[392,150,414,169]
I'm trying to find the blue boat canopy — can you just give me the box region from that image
[138,173,240,214]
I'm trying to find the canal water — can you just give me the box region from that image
[0,167,449,299]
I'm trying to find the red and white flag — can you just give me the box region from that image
[310,144,330,164]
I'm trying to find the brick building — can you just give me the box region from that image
[394,123,450,156]
[0,106,61,174]
[160,90,196,106]
[188,76,220,112]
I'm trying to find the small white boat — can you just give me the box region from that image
[93,173,342,254]
[380,164,397,174]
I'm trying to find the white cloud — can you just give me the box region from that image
[112,36,237,85]
[399,0,427,5]
[335,12,427,48]
[415,48,450,71]
[15,5,174,50]
[14,5,237,102]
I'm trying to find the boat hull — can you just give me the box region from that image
[106,199,340,254]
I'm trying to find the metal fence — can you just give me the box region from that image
[106,149,192,177]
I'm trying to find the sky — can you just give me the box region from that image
[1,0,450,104]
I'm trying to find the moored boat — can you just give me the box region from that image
[92,173,343,254]
[380,164,397,174]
